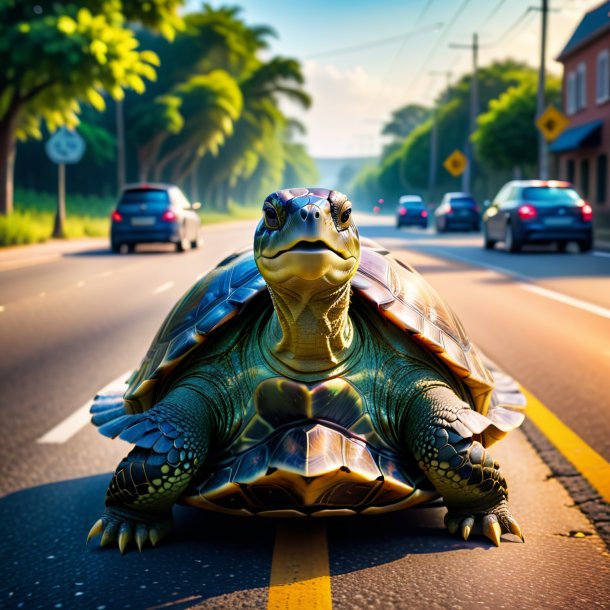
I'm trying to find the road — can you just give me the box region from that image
[1,214,609,609]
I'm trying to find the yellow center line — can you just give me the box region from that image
[268,520,332,610]
[521,385,610,502]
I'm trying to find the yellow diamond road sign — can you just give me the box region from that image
[443,150,467,177]
[536,105,570,142]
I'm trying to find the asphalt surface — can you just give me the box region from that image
[1,215,609,609]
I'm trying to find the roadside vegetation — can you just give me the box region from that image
[0,1,317,246]
[349,61,560,208]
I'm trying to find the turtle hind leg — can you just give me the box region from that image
[88,388,214,554]
[404,385,524,546]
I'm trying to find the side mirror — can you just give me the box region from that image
[191,201,202,210]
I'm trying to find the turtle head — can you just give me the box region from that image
[254,188,361,290]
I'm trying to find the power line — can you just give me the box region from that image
[405,0,472,96]
[477,0,507,31]
[306,21,444,59]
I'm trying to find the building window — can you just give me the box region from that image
[567,159,575,184]
[581,158,590,198]
[597,154,607,204]
[577,62,587,110]
[597,50,610,104]
[566,72,577,115]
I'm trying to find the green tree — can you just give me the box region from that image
[382,104,431,140]
[0,0,183,215]
[473,76,561,174]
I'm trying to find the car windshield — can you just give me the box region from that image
[449,197,476,208]
[521,187,581,205]
[118,189,170,211]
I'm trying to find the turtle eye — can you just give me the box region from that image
[263,205,279,229]
[338,202,352,230]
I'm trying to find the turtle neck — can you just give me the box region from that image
[263,278,355,374]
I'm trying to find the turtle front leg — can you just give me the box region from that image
[88,386,214,553]
[403,385,523,545]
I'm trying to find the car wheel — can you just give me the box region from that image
[110,240,121,253]
[557,241,568,253]
[176,228,190,252]
[127,243,136,253]
[504,224,522,253]
[578,238,593,253]
[483,226,496,250]
[190,234,200,249]
[436,220,446,234]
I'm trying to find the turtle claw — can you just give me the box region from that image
[461,517,474,541]
[87,510,172,554]
[482,514,502,547]
[445,501,523,546]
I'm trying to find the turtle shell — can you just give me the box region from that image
[123,238,501,418]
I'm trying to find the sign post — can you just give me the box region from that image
[45,128,86,238]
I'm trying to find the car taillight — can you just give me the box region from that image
[517,204,537,220]
[581,202,593,221]
[399,207,407,216]
[421,210,428,218]
[162,209,177,222]
[111,210,123,222]
[446,204,453,214]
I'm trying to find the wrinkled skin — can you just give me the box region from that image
[88,188,522,553]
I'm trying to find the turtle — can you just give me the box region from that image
[87,187,526,554]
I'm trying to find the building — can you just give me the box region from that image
[552,1,610,245]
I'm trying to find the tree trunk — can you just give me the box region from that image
[0,115,18,216]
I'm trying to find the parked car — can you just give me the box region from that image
[110,183,201,253]
[434,192,480,232]
[395,195,428,228]
[482,180,593,253]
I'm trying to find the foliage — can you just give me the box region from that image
[0,0,185,214]
[351,60,551,205]
[473,75,561,172]
[382,104,431,141]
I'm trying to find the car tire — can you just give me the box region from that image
[557,241,568,253]
[578,238,593,253]
[127,243,136,253]
[190,234,200,249]
[111,240,121,253]
[483,226,496,250]
[436,221,446,234]
[505,224,522,253]
[176,228,190,252]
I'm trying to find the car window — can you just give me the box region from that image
[521,187,581,205]
[119,189,170,211]
[400,201,425,209]
[172,189,192,210]
[448,197,476,208]
[494,185,510,205]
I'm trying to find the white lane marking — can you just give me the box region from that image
[0,253,61,272]
[593,251,610,258]
[37,370,131,444]
[520,283,610,320]
[153,281,174,295]
[412,246,610,321]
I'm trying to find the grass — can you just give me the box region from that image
[0,189,261,247]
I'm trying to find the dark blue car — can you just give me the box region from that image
[110,183,201,253]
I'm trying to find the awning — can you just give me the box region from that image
[550,119,603,153]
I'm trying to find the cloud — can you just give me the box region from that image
[285,60,405,158]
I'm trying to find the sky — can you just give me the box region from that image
[185,0,603,158]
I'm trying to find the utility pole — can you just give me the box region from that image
[450,33,479,193]
[537,0,549,179]
[428,71,452,204]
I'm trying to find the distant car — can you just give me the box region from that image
[110,183,201,253]
[482,180,593,253]
[396,195,428,228]
[434,192,480,232]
